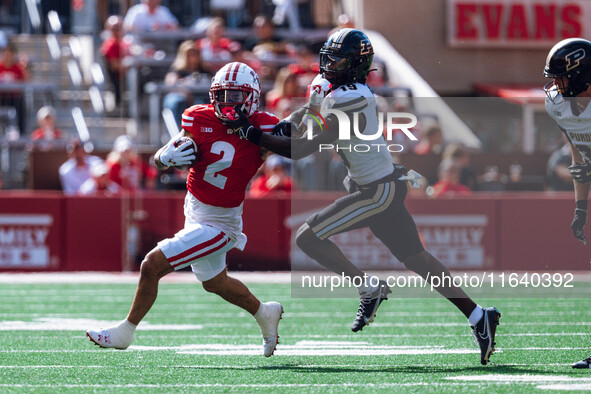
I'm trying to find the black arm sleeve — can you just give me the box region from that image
[258,114,339,160]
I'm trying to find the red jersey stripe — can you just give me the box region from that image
[168,231,226,263]
[224,64,232,81]
[231,63,240,81]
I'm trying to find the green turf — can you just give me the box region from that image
[1,280,590,392]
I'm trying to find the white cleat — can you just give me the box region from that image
[86,326,134,350]
[255,302,284,357]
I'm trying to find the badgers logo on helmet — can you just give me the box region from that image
[209,62,261,121]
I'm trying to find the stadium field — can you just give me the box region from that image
[1,272,590,392]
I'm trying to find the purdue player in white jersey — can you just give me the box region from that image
[227,29,500,365]
[322,82,394,185]
[543,37,591,369]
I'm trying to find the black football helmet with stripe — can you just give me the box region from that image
[319,28,374,86]
[544,38,591,100]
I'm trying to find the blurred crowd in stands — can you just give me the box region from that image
[58,135,156,195]
[0,0,573,196]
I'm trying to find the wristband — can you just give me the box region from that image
[243,126,262,144]
[576,200,588,211]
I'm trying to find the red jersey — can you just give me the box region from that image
[0,63,26,82]
[248,174,294,197]
[101,38,129,61]
[100,38,129,77]
[431,181,471,198]
[196,37,241,53]
[182,104,278,208]
[108,159,156,191]
[30,128,63,140]
[287,62,319,75]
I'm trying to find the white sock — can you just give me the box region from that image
[358,276,379,295]
[118,319,137,334]
[468,305,484,327]
[254,302,265,321]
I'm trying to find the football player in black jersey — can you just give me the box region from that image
[230,29,501,365]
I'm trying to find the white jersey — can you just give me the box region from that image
[321,83,393,185]
[59,155,103,195]
[546,95,591,162]
[123,4,178,33]
[183,192,247,251]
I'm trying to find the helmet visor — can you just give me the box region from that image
[320,53,351,72]
[213,89,247,104]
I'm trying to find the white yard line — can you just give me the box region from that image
[2,310,590,318]
[0,383,516,388]
[3,316,591,331]
[537,384,591,390]
[1,343,479,356]
[0,340,587,356]
[1,345,585,355]
[448,375,591,383]
[0,363,571,368]
[9,333,591,340]
[2,271,591,285]
[0,318,202,331]
[0,271,292,284]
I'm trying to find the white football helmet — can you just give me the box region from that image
[209,62,261,120]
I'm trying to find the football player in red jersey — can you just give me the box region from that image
[86,62,285,357]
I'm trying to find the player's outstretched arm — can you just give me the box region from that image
[227,105,338,160]
[262,119,338,160]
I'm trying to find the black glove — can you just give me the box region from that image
[393,164,409,178]
[224,105,262,144]
[272,119,292,137]
[568,162,591,183]
[572,204,587,245]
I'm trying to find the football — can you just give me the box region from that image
[173,136,199,164]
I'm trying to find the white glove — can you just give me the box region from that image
[308,74,331,107]
[157,137,196,167]
[398,169,423,188]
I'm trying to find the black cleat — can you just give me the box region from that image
[351,280,392,332]
[573,356,591,369]
[472,307,501,365]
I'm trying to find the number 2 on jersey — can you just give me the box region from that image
[203,141,235,189]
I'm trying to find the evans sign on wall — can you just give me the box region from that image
[447,0,591,48]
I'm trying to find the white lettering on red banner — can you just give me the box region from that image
[0,214,53,268]
[288,211,491,270]
[414,214,489,268]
